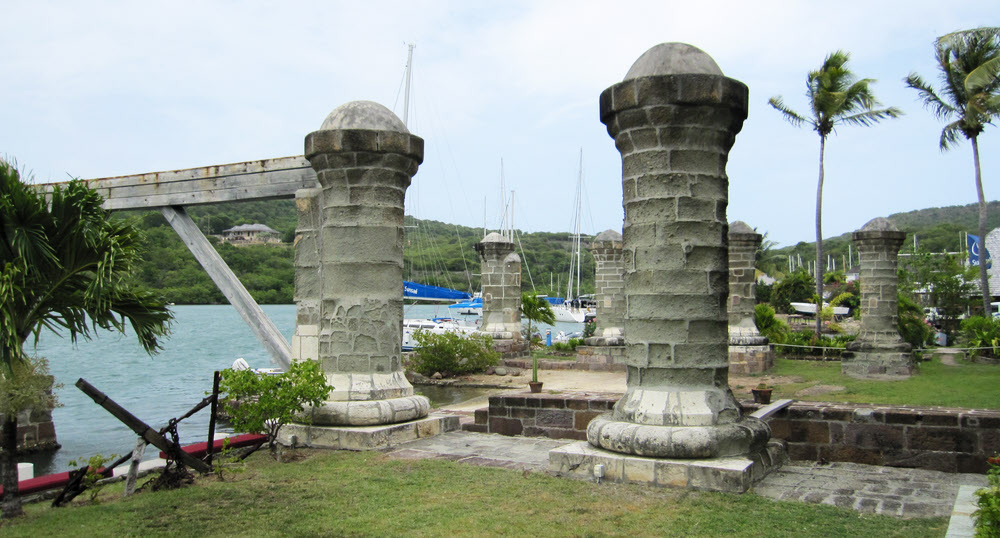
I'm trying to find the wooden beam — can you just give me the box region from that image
[749,399,795,420]
[35,156,316,210]
[75,379,211,474]
[161,206,292,369]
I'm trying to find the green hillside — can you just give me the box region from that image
[124,202,594,304]
[123,199,998,304]
[759,201,1000,278]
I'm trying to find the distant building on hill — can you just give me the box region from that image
[220,224,282,245]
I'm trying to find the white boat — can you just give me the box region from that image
[402,317,480,351]
[547,296,595,323]
[789,302,850,317]
[447,296,482,316]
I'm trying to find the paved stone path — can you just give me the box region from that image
[385,430,988,519]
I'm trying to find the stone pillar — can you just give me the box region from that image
[301,100,430,426]
[291,187,322,363]
[586,229,625,345]
[475,233,528,358]
[728,221,772,374]
[576,230,626,371]
[987,228,1000,295]
[584,43,771,461]
[842,217,915,379]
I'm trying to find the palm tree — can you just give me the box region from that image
[905,27,1000,316]
[520,293,555,383]
[769,51,902,335]
[0,160,172,518]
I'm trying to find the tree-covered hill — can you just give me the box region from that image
[758,201,1000,278]
[124,201,595,304]
[124,198,998,304]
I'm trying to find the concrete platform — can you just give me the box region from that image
[279,414,459,451]
[548,440,787,493]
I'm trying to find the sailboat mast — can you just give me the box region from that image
[575,149,583,300]
[403,43,414,127]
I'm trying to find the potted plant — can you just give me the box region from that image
[521,293,555,393]
[751,382,773,404]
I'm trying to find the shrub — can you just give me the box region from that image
[754,303,787,344]
[974,455,1000,536]
[777,330,855,358]
[551,338,584,352]
[68,453,119,503]
[219,360,331,461]
[960,316,1000,359]
[898,294,933,349]
[771,270,815,313]
[409,330,500,376]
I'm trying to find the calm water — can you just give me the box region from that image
[22,303,578,476]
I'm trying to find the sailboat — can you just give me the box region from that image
[549,150,595,324]
[398,44,480,349]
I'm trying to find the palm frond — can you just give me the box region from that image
[966,56,1000,95]
[905,73,957,120]
[940,121,964,150]
[767,96,808,127]
[839,107,904,128]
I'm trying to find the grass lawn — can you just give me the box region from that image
[2,450,945,537]
[745,355,1000,409]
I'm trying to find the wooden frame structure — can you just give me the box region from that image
[37,156,317,370]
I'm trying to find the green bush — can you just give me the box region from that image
[898,294,933,349]
[974,455,1000,536]
[220,360,331,461]
[960,316,1000,359]
[551,338,584,352]
[771,270,815,313]
[754,303,788,344]
[409,330,500,376]
[777,330,855,357]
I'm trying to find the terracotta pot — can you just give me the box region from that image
[751,388,772,405]
[528,381,543,393]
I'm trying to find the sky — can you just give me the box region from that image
[1,1,997,248]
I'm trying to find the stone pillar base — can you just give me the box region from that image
[587,414,771,459]
[278,413,459,451]
[728,345,773,375]
[549,440,786,493]
[841,350,916,379]
[575,345,626,372]
[491,338,530,360]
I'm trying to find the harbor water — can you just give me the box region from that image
[22,303,580,476]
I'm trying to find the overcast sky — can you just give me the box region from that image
[1,1,996,247]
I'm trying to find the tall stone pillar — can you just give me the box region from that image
[842,218,915,378]
[587,229,625,344]
[728,221,772,374]
[552,43,781,493]
[291,187,322,363]
[576,230,626,371]
[475,232,528,358]
[297,101,430,428]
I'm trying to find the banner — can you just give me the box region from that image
[967,234,992,269]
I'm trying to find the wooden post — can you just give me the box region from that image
[123,438,147,496]
[75,378,211,473]
[205,371,221,467]
[161,206,292,370]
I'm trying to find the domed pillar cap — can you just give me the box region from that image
[624,43,724,80]
[319,100,409,133]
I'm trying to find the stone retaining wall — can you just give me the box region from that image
[464,393,1000,474]
[1,406,59,454]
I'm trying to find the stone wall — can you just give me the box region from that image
[465,393,1000,474]
[1,406,59,454]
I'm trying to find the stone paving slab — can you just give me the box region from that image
[383,430,989,519]
[753,460,988,518]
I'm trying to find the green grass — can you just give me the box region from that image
[2,450,944,537]
[531,349,577,360]
[755,356,1000,409]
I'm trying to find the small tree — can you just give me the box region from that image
[1,160,172,518]
[770,51,902,336]
[219,360,331,461]
[521,293,556,383]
